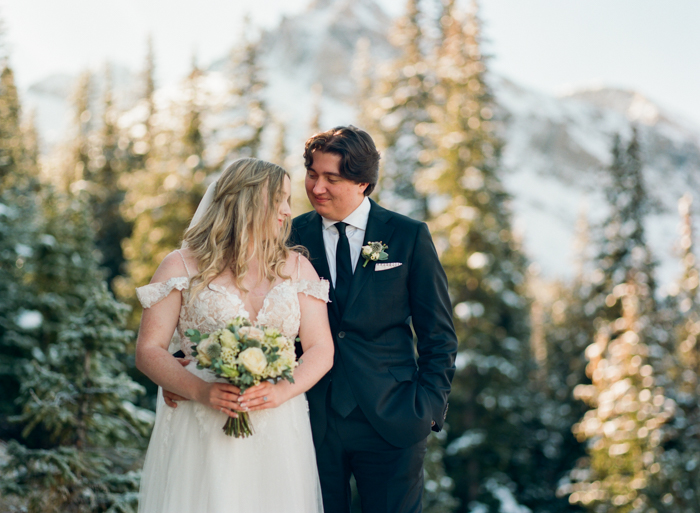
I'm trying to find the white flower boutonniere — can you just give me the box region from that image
[361,241,389,267]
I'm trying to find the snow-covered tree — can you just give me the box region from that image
[566,131,673,512]
[418,3,540,511]
[0,61,33,188]
[222,21,269,160]
[88,65,132,287]
[119,58,209,326]
[644,194,700,512]
[569,279,673,512]
[0,192,153,513]
[362,0,434,219]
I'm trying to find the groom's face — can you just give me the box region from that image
[305,151,368,221]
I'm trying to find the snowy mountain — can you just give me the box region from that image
[494,76,700,287]
[19,0,700,288]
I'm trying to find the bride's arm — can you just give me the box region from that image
[241,256,334,411]
[135,252,243,417]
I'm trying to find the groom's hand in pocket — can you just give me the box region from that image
[163,358,191,408]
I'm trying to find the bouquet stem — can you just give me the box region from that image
[223,412,254,437]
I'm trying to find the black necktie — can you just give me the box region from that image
[334,222,352,314]
[331,221,358,417]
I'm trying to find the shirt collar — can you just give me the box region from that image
[321,196,371,232]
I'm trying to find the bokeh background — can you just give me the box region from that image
[1,1,699,512]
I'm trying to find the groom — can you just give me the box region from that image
[290,126,457,513]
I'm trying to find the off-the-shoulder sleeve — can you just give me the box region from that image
[295,279,330,303]
[136,276,189,308]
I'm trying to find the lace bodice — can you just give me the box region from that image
[136,274,329,359]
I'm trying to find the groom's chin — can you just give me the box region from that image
[309,200,330,216]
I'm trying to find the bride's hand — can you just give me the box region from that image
[196,382,244,418]
[238,381,289,411]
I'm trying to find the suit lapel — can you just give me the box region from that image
[297,212,340,321]
[343,200,395,318]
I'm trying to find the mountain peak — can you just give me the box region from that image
[561,87,661,125]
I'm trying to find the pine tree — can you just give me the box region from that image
[21,109,40,171]
[89,64,132,287]
[271,118,287,167]
[567,132,673,512]
[0,62,28,187]
[569,280,673,512]
[530,211,594,512]
[424,431,460,513]
[119,58,209,328]
[422,2,536,511]
[0,191,153,513]
[0,187,42,429]
[309,82,323,136]
[66,71,93,190]
[363,0,433,220]
[0,56,40,431]
[223,21,268,159]
[644,194,700,512]
[587,131,657,324]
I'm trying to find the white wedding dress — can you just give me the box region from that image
[135,252,328,513]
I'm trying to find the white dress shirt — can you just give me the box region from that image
[321,196,371,287]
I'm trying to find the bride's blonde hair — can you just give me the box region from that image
[183,158,295,299]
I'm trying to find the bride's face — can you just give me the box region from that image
[274,175,292,236]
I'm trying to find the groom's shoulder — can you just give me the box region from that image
[292,210,317,229]
[373,201,424,234]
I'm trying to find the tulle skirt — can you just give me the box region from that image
[138,366,323,513]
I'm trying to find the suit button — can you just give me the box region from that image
[338,331,345,339]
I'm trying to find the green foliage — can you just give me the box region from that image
[362,0,433,219]
[0,68,153,509]
[643,195,700,512]
[87,66,133,287]
[565,132,673,512]
[0,189,153,512]
[1,440,141,513]
[0,186,42,423]
[117,58,209,327]
[223,21,269,159]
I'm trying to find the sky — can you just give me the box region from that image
[0,0,698,126]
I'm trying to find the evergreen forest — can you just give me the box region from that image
[1,1,698,512]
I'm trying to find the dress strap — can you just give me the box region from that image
[296,279,330,303]
[296,252,302,281]
[136,277,189,308]
[176,249,192,277]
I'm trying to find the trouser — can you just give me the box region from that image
[316,405,428,513]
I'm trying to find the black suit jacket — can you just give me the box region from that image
[290,199,457,449]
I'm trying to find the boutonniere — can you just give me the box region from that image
[361,241,389,267]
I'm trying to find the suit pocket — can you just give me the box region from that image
[374,266,408,282]
[388,365,417,382]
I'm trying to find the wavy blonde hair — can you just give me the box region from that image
[183,158,296,300]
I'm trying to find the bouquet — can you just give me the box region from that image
[185,316,297,437]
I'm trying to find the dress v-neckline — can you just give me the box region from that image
[207,280,291,325]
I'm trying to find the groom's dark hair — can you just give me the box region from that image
[303,125,380,196]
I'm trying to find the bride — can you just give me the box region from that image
[134,158,333,513]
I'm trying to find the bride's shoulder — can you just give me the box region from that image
[136,251,192,309]
[151,250,194,284]
[288,251,320,282]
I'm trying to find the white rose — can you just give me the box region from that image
[238,326,265,342]
[238,347,268,375]
[219,329,238,349]
[362,245,372,256]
